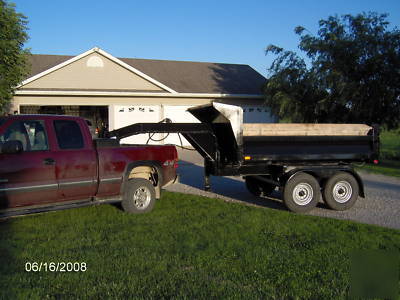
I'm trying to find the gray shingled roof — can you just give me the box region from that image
[26,54,266,95]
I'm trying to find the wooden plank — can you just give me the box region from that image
[242,123,371,137]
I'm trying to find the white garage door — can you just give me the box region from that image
[243,106,277,123]
[163,105,200,146]
[112,105,162,144]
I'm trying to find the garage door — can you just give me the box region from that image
[163,105,200,147]
[112,105,162,144]
[243,106,277,123]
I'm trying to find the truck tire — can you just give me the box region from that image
[323,172,359,211]
[245,176,275,197]
[122,179,156,214]
[283,172,320,213]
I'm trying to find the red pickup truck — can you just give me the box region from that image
[0,114,178,217]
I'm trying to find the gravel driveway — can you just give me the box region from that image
[166,149,400,230]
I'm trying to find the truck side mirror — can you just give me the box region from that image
[0,140,23,154]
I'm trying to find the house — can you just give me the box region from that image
[12,47,275,144]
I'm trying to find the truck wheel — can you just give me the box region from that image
[323,172,359,211]
[245,177,275,197]
[122,179,156,214]
[283,172,320,213]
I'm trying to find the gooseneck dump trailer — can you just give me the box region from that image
[110,103,379,213]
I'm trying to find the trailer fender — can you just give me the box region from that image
[280,169,317,187]
[343,169,365,198]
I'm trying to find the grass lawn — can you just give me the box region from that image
[357,159,400,178]
[1,192,399,299]
[357,129,400,177]
[380,130,400,160]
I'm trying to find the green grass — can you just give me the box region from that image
[380,129,400,160]
[357,160,400,177]
[1,192,399,299]
[357,129,400,177]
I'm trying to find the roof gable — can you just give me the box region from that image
[22,48,266,95]
[21,48,176,93]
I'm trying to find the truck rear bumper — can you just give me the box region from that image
[163,174,179,188]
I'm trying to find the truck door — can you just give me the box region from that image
[0,119,58,209]
[51,119,97,201]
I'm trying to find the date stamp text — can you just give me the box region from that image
[25,262,87,272]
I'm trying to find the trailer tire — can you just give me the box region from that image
[245,177,275,197]
[283,172,320,213]
[323,172,359,211]
[122,179,156,214]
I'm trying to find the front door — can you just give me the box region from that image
[0,119,58,209]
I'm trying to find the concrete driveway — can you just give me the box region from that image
[166,149,400,230]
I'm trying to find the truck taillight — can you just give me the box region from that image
[373,159,379,164]
[174,159,178,168]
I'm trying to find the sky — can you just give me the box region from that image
[11,0,400,77]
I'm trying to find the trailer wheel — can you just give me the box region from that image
[283,172,320,213]
[245,177,275,197]
[122,179,156,214]
[323,172,359,211]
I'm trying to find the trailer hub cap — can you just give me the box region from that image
[333,181,352,203]
[133,186,151,209]
[292,183,314,205]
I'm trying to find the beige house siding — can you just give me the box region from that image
[22,52,164,92]
[11,48,270,144]
[13,96,212,107]
[12,95,264,131]
[13,96,263,107]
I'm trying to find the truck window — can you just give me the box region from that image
[54,120,84,149]
[0,120,48,151]
[0,118,5,126]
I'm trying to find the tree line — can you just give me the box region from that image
[264,12,400,129]
[0,0,29,114]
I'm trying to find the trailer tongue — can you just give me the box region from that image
[110,103,379,213]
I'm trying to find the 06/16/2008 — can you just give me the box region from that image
[25,261,87,272]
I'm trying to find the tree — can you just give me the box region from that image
[0,0,29,114]
[265,12,400,128]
